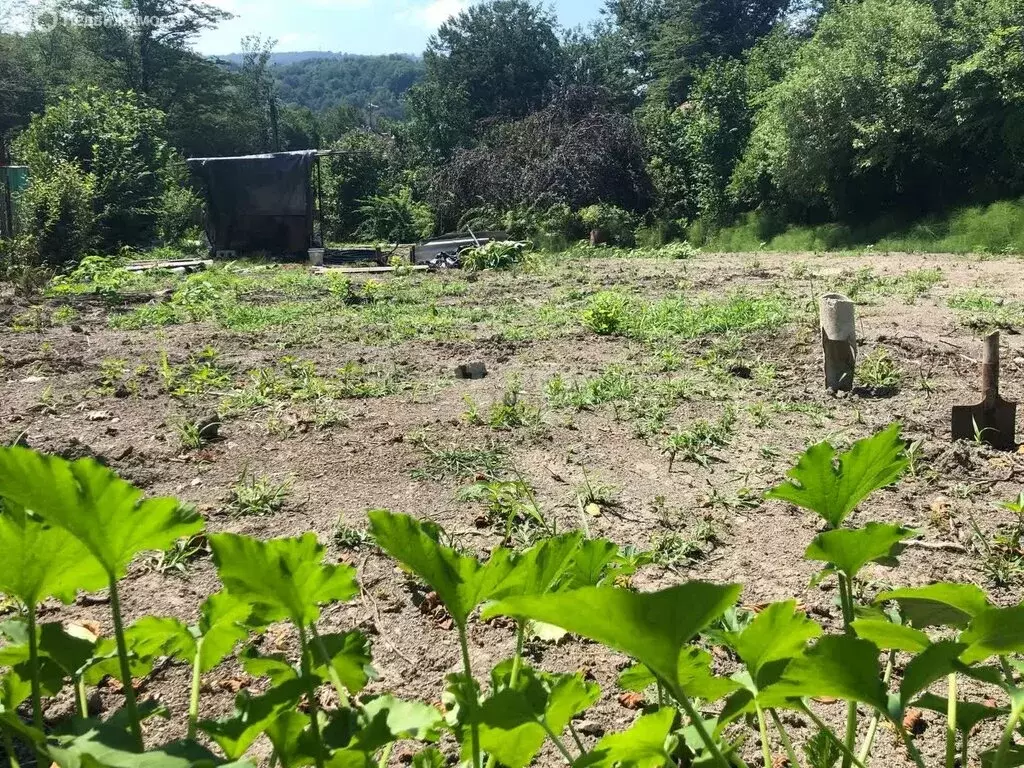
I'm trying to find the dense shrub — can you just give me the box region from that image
[579,203,638,246]
[17,160,97,268]
[14,87,180,253]
[356,186,435,242]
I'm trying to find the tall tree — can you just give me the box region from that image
[649,0,792,103]
[66,0,231,94]
[238,35,281,153]
[408,0,562,157]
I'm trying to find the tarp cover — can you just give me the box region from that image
[187,151,317,255]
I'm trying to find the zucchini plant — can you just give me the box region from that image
[0,426,1022,768]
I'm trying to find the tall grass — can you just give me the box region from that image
[700,197,1024,254]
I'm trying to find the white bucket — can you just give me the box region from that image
[308,248,325,267]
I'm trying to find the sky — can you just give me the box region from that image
[195,0,605,56]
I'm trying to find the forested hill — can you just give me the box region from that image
[217,52,425,116]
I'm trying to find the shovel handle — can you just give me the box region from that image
[982,331,1000,404]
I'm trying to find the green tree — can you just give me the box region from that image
[732,0,947,218]
[14,86,178,250]
[237,35,281,153]
[67,0,232,94]
[409,0,562,156]
[946,0,1024,193]
[322,130,402,239]
[648,0,791,104]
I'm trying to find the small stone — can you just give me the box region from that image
[87,691,104,715]
[576,719,604,736]
[21,375,47,384]
[454,361,488,379]
[87,410,112,421]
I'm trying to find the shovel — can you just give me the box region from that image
[951,331,1017,449]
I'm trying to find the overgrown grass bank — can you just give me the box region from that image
[702,197,1024,254]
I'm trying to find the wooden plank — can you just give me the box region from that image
[314,265,430,275]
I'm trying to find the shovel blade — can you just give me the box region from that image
[951,400,1017,450]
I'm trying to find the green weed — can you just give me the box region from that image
[227,470,292,517]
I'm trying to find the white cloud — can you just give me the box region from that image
[407,0,470,27]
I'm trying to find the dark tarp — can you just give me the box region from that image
[186,151,317,255]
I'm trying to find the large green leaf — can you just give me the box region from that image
[913,692,1005,733]
[851,619,931,652]
[960,603,1024,664]
[564,539,620,588]
[469,663,598,768]
[675,646,742,702]
[0,448,202,577]
[489,533,585,600]
[368,510,515,627]
[875,583,991,629]
[356,694,444,747]
[0,621,97,682]
[763,635,887,711]
[899,641,967,707]
[197,592,260,674]
[576,708,675,768]
[487,582,741,699]
[310,631,375,695]
[728,600,821,682]
[805,523,917,579]
[199,678,307,759]
[0,501,106,606]
[209,533,358,627]
[765,424,907,528]
[46,726,252,768]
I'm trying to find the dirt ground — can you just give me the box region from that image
[2,249,1023,767]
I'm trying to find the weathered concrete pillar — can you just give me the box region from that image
[820,293,857,391]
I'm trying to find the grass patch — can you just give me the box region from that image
[949,291,1024,331]
[227,470,292,516]
[581,290,792,341]
[702,197,1024,254]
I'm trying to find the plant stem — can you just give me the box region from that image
[673,685,732,768]
[802,705,867,768]
[993,698,1024,768]
[377,742,394,768]
[311,626,353,708]
[108,579,143,751]
[540,720,577,764]
[484,624,527,768]
[856,650,894,764]
[756,703,773,768]
[2,728,21,768]
[458,625,483,768]
[298,625,325,768]
[568,722,586,754]
[187,642,203,739]
[945,674,957,768]
[895,722,927,768]
[769,709,804,768]
[75,676,88,719]
[26,604,42,731]
[837,574,856,768]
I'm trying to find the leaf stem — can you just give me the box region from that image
[673,685,732,768]
[993,697,1024,768]
[945,674,957,768]
[298,624,325,768]
[187,640,203,739]
[856,650,894,764]
[108,578,143,751]
[756,703,773,768]
[895,722,927,768]
[484,623,528,768]
[802,705,867,768]
[837,574,856,768]
[2,728,21,768]
[26,604,42,731]
[568,721,586,755]
[311,626,353,708]
[458,624,482,768]
[377,742,394,768]
[540,720,577,764]
[75,675,88,719]
[769,709,804,768]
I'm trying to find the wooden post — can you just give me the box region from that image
[820,293,857,391]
